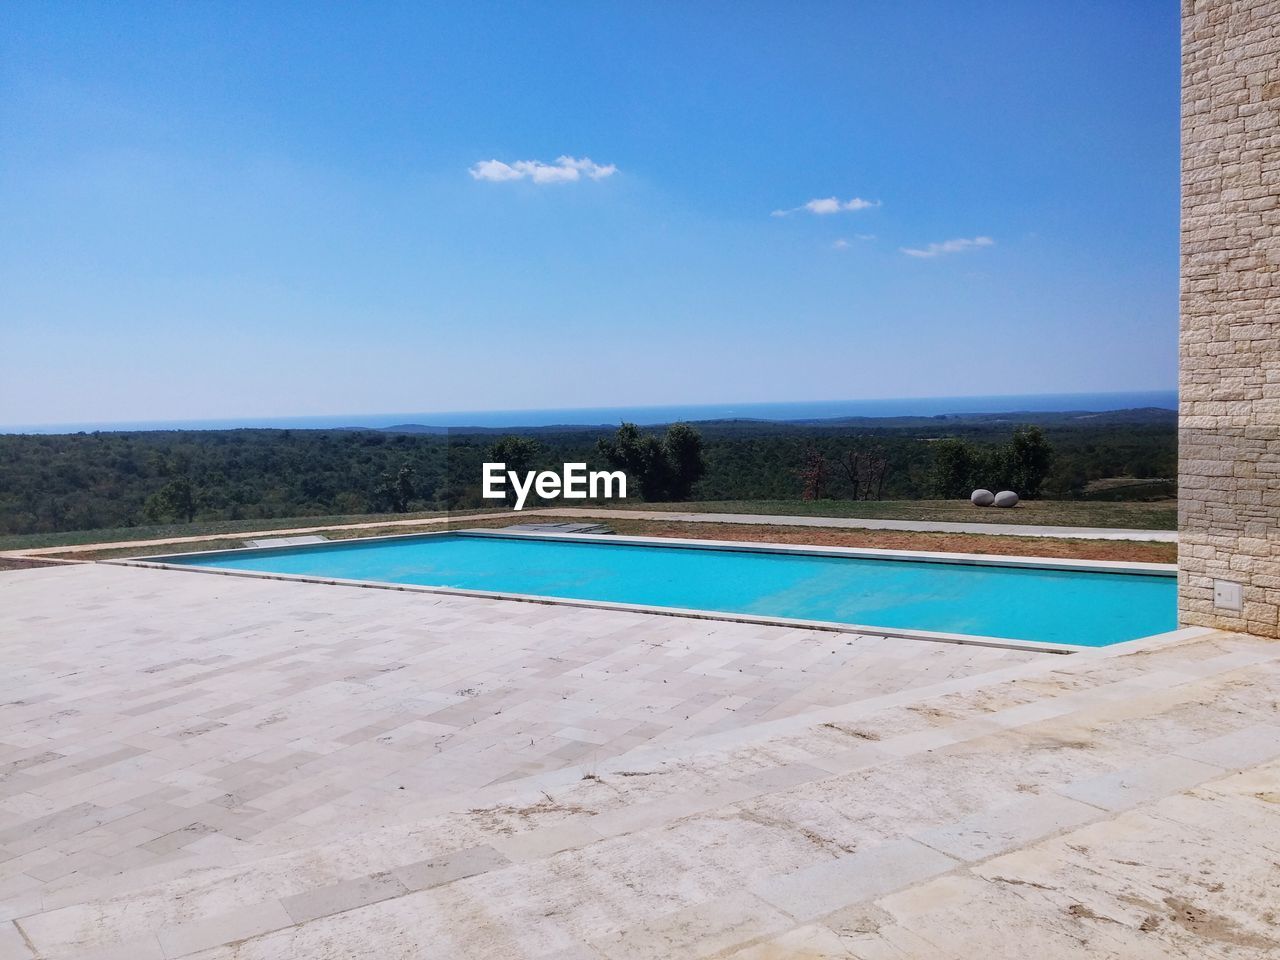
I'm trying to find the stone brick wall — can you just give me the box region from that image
[1180,0,1280,638]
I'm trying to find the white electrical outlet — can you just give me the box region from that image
[1214,580,1243,613]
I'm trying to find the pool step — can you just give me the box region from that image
[495,521,614,535]
[242,534,331,548]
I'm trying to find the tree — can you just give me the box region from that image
[375,464,415,513]
[837,442,890,500]
[1002,426,1054,498]
[597,423,663,499]
[596,422,705,502]
[144,476,197,523]
[662,423,707,500]
[797,446,829,500]
[930,438,980,499]
[0,415,1170,537]
[143,456,199,523]
[486,436,542,507]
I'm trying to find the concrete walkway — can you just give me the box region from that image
[542,507,1179,542]
[1,563,1276,959]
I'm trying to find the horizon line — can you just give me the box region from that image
[3,388,1179,435]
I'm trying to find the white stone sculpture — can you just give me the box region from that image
[970,489,995,506]
[994,490,1019,508]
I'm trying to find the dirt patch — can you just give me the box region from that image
[907,704,960,723]
[0,556,65,572]
[467,796,596,835]
[35,512,1175,564]
[595,519,1176,564]
[30,512,1172,563]
[820,722,881,741]
[1162,896,1280,950]
[1067,903,1120,924]
[615,498,1177,531]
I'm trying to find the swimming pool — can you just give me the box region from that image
[144,532,1176,649]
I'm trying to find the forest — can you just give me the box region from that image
[0,408,1176,536]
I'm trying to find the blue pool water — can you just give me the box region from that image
[154,533,1176,646]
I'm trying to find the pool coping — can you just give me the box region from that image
[456,528,1178,575]
[124,525,1179,575]
[104,529,1178,656]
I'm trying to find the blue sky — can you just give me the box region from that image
[1,1,1180,427]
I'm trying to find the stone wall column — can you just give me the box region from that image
[1180,0,1280,638]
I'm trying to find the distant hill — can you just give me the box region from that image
[378,407,1177,437]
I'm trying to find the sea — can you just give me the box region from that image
[7,390,1177,434]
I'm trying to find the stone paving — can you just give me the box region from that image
[0,565,1035,937]
[1,563,1277,958]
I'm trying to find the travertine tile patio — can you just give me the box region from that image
[1,563,1278,959]
[0,566,1036,903]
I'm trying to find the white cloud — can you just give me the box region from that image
[772,196,880,217]
[468,159,525,182]
[832,234,876,250]
[900,236,994,258]
[469,155,617,184]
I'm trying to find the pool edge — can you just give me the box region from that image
[110,527,1176,655]
[129,525,1179,576]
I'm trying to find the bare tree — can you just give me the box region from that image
[837,444,890,500]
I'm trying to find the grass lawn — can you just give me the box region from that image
[609,499,1178,530]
